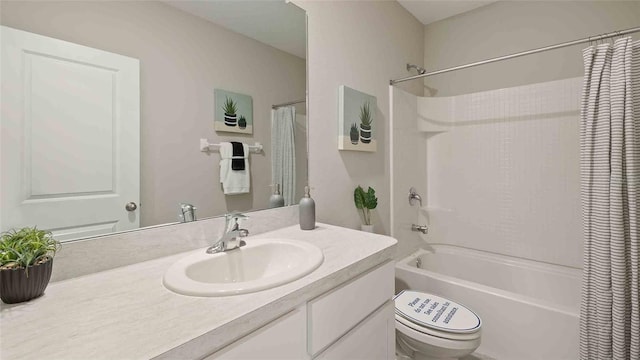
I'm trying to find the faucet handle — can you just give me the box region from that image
[179,203,197,222]
[224,211,249,219]
[225,211,249,221]
[224,212,249,231]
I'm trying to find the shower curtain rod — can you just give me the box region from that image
[272,99,305,109]
[390,25,640,85]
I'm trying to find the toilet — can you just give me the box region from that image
[394,290,482,360]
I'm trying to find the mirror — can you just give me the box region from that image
[0,1,307,242]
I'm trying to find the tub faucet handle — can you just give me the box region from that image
[408,187,423,207]
[411,224,428,234]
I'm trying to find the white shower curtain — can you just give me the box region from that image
[580,37,640,360]
[271,106,296,206]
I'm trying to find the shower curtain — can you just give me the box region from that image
[271,106,296,206]
[580,37,639,360]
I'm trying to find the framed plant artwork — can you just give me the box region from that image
[338,85,377,152]
[214,89,253,134]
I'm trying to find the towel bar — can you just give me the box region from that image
[200,139,263,153]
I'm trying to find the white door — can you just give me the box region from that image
[0,26,140,241]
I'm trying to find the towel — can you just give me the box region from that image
[231,141,245,170]
[219,142,250,194]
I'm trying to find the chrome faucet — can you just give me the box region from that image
[179,203,197,223]
[206,212,249,254]
[408,187,423,207]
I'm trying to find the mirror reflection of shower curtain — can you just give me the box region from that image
[271,106,296,205]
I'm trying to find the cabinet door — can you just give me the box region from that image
[316,300,395,360]
[206,306,308,360]
[308,261,395,355]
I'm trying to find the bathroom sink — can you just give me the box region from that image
[163,238,324,296]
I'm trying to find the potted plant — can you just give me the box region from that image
[354,185,377,232]
[238,115,247,130]
[350,123,359,145]
[223,97,238,127]
[0,227,61,304]
[359,102,372,144]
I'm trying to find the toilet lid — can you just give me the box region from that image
[394,290,481,334]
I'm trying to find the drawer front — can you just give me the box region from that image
[316,300,395,360]
[207,306,308,360]
[308,261,395,355]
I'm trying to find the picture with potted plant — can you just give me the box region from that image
[354,185,377,232]
[338,85,376,152]
[223,96,238,127]
[350,123,359,145]
[0,227,60,304]
[214,89,254,134]
[359,102,372,144]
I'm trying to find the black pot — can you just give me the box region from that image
[224,113,237,127]
[350,132,359,145]
[360,124,372,144]
[0,258,53,304]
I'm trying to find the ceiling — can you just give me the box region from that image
[164,1,306,59]
[397,0,497,25]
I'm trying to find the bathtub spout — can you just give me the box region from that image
[411,224,428,234]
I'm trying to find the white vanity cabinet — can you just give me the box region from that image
[207,306,308,359]
[208,261,396,360]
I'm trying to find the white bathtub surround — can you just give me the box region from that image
[395,245,581,359]
[419,77,584,268]
[579,38,640,360]
[390,86,427,259]
[0,224,397,359]
[50,206,300,282]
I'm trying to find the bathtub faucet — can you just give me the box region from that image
[412,224,428,234]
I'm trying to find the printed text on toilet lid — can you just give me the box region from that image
[394,290,481,333]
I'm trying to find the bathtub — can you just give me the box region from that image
[395,245,581,360]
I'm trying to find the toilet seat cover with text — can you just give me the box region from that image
[394,290,481,334]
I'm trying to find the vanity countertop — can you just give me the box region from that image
[0,223,397,359]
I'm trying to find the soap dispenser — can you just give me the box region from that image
[269,183,285,208]
[299,186,315,230]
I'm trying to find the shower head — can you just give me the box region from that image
[406,63,426,75]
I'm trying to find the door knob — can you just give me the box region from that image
[125,202,138,212]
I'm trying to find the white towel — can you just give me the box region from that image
[219,142,250,195]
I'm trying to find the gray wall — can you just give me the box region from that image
[423,1,640,96]
[0,1,306,227]
[297,0,424,236]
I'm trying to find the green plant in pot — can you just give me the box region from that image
[238,115,247,129]
[354,185,377,232]
[223,97,238,127]
[0,227,61,304]
[359,102,372,144]
[350,123,359,145]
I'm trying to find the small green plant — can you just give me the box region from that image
[354,186,377,225]
[0,227,60,273]
[359,102,372,128]
[350,123,359,144]
[223,97,237,115]
[238,115,247,129]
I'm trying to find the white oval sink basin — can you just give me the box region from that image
[163,238,324,296]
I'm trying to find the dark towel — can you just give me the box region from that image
[231,142,245,170]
